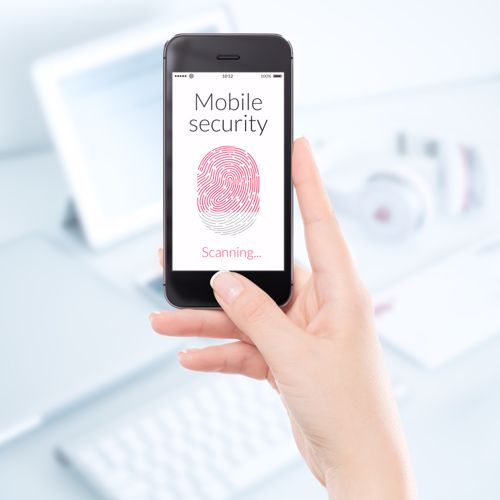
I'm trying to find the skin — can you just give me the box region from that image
[150,138,417,499]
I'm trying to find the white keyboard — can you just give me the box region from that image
[57,376,301,500]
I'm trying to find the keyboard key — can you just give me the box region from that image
[138,417,165,444]
[117,428,146,454]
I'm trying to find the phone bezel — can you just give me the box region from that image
[164,34,293,308]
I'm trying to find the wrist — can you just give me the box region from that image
[324,458,416,500]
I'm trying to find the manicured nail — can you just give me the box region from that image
[149,311,161,321]
[178,348,198,359]
[210,271,244,304]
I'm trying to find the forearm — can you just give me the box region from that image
[325,457,417,500]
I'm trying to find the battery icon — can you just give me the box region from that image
[273,74,282,78]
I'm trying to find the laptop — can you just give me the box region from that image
[32,9,233,250]
[32,8,233,302]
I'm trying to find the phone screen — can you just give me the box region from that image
[171,72,284,271]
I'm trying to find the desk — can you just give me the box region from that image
[2,81,500,500]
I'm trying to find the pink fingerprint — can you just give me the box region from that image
[197,146,260,235]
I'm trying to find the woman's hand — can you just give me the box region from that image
[150,138,416,500]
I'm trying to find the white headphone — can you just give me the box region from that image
[322,133,484,240]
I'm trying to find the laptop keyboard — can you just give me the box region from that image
[57,376,300,500]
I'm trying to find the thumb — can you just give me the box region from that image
[210,271,304,367]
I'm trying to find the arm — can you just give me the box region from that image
[151,138,417,499]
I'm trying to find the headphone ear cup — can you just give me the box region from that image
[357,170,435,239]
[437,142,484,214]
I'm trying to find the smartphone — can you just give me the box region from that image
[163,34,293,308]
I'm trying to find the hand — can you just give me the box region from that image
[150,138,416,500]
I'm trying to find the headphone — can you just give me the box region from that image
[322,133,484,239]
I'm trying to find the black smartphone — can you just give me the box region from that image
[163,34,293,308]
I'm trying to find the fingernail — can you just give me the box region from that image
[177,348,198,359]
[149,311,161,321]
[210,271,244,304]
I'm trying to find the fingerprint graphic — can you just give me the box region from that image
[197,146,260,235]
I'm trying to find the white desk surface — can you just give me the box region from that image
[2,81,500,499]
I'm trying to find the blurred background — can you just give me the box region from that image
[1,1,500,499]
